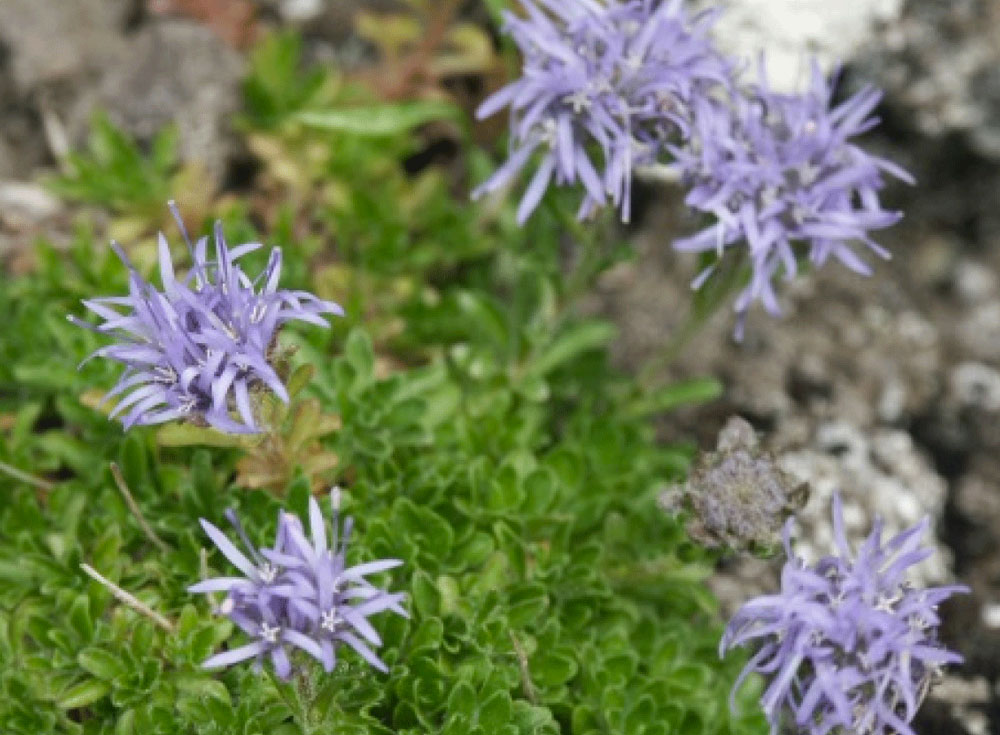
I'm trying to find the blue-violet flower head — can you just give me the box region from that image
[672,63,913,338]
[189,488,407,679]
[721,493,967,735]
[70,202,343,433]
[474,0,729,224]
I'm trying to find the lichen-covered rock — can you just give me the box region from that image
[778,422,951,585]
[860,0,1000,160]
[70,19,245,186]
[705,0,904,92]
[0,0,129,91]
[704,1,1000,159]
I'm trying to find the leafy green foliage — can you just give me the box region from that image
[241,32,332,130]
[0,27,765,735]
[47,112,179,218]
[298,101,461,138]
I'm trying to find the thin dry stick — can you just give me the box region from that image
[80,563,175,633]
[38,95,71,170]
[383,0,463,99]
[0,459,55,492]
[110,462,169,553]
[508,631,539,704]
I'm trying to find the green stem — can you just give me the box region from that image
[547,200,605,306]
[268,669,313,735]
[513,197,610,381]
[0,459,54,492]
[636,253,747,389]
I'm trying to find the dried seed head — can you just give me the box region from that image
[664,416,808,552]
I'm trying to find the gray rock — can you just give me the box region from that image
[928,676,992,735]
[861,0,1000,160]
[950,362,1000,413]
[953,259,999,305]
[275,0,325,23]
[707,0,904,92]
[705,0,1000,158]
[0,182,62,230]
[778,422,951,585]
[0,0,128,92]
[71,19,245,186]
[959,301,1000,363]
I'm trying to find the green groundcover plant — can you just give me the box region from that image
[0,3,964,735]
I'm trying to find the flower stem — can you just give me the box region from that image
[110,462,169,553]
[546,198,606,305]
[637,252,747,389]
[0,459,54,492]
[268,668,320,735]
[509,631,539,704]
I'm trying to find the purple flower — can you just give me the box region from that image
[672,64,913,338]
[70,202,342,433]
[474,0,729,224]
[190,488,407,679]
[721,494,967,735]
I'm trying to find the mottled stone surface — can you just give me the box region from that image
[861,0,1000,160]
[0,0,129,91]
[70,19,245,185]
[707,0,904,91]
[711,0,1000,159]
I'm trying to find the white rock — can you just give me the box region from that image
[951,362,1000,412]
[280,0,325,22]
[706,0,905,92]
[779,422,950,584]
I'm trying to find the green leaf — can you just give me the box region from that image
[409,618,444,654]
[286,363,316,399]
[78,648,127,680]
[344,329,375,384]
[477,690,512,730]
[58,679,110,709]
[298,101,460,137]
[506,583,548,627]
[446,680,477,719]
[67,596,94,641]
[482,0,511,24]
[526,321,616,377]
[411,571,441,617]
[455,291,510,349]
[531,650,578,687]
[173,673,231,704]
[521,469,557,514]
[156,423,251,448]
[623,377,723,418]
[486,468,524,512]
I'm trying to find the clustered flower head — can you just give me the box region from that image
[476,1,916,337]
[70,202,342,433]
[190,488,407,679]
[660,416,807,552]
[721,494,967,735]
[474,0,729,224]
[672,64,914,337]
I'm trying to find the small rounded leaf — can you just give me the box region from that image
[77,648,127,680]
[58,679,110,709]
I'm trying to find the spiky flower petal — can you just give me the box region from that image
[721,494,966,735]
[190,488,407,679]
[672,64,913,338]
[71,202,343,433]
[475,0,729,223]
